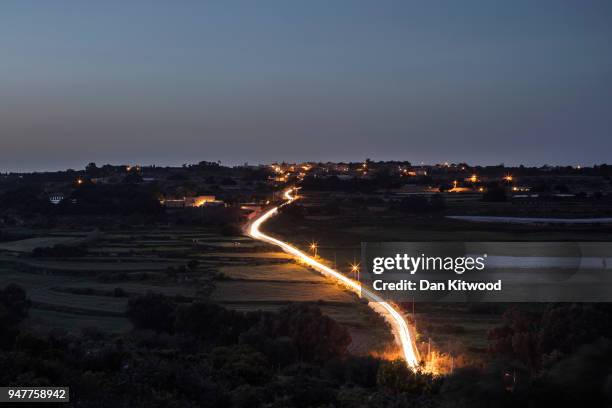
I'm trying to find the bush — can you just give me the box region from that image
[260,304,351,362]
[127,292,176,333]
[377,359,434,395]
[0,284,30,349]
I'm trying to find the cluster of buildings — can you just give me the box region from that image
[267,160,612,203]
[159,195,224,208]
[3,160,608,211]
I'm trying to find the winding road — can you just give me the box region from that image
[248,188,420,368]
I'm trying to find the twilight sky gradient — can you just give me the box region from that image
[1,1,611,172]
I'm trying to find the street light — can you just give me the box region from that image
[310,242,318,258]
[350,263,360,281]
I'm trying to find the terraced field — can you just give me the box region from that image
[0,228,232,332]
[218,263,329,283]
[0,227,395,356]
[0,236,85,253]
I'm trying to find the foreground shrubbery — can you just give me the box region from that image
[0,289,439,407]
[1,287,612,407]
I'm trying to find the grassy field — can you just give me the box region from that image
[0,224,396,357]
[212,280,357,303]
[4,194,600,363]
[0,228,227,334]
[218,263,329,282]
[0,236,85,252]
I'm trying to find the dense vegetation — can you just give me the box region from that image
[1,285,611,407]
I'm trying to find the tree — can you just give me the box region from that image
[210,345,272,387]
[259,304,351,362]
[0,283,30,325]
[85,162,100,177]
[376,359,431,394]
[488,304,612,371]
[175,301,259,345]
[538,303,612,356]
[0,284,30,349]
[530,338,612,408]
[344,355,381,387]
[127,292,176,333]
[488,308,542,370]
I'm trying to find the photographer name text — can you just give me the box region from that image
[373,279,502,292]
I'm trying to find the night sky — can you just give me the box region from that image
[2,1,611,172]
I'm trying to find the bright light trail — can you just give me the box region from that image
[248,188,420,368]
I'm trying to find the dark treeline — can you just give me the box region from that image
[489,304,612,371]
[300,175,407,193]
[0,184,162,216]
[0,183,246,231]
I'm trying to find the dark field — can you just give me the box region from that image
[0,225,395,356]
[266,190,612,367]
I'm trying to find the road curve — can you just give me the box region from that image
[248,188,420,368]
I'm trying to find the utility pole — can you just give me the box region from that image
[428,337,431,369]
[412,296,416,332]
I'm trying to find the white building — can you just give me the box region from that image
[49,193,65,205]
